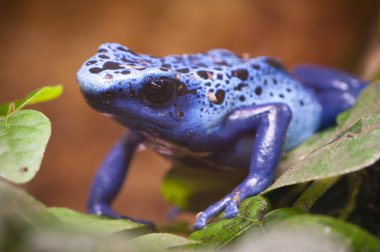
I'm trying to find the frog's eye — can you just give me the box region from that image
[141,77,177,104]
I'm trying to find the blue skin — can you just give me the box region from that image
[76,43,366,230]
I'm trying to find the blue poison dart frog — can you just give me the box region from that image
[76,43,366,230]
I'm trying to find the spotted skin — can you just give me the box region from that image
[78,43,320,150]
[77,43,366,229]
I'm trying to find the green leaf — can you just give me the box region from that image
[0,180,152,252]
[273,215,380,252]
[277,81,380,172]
[132,233,197,249]
[0,110,51,183]
[189,196,270,249]
[264,81,380,192]
[48,207,147,235]
[265,114,380,192]
[0,85,62,183]
[260,208,303,228]
[0,179,59,251]
[0,179,58,225]
[0,85,62,116]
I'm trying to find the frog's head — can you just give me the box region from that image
[77,43,213,140]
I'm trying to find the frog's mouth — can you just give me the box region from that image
[84,96,171,131]
[113,112,171,131]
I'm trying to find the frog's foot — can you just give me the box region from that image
[87,203,120,218]
[193,175,270,230]
[87,203,155,228]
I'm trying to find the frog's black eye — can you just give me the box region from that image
[141,77,177,104]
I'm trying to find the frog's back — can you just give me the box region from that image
[157,48,322,149]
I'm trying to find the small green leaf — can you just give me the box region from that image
[0,85,62,116]
[161,164,245,211]
[48,207,147,235]
[336,109,351,126]
[0,110,51,183]
[189,196,270,249]
[132,233,197,249]
[274,215,380,252]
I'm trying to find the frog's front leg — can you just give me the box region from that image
[87,131,141,219]
[193,103,292,230]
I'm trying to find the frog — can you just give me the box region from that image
[76,43,366,230]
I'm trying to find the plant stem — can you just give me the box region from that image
[293,176,340,212]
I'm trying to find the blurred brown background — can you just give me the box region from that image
[0,0,379,225]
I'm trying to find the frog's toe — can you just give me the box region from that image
[193,196,232,230]
[193,213,207,230]
[87,203,154,229]
[224,201,239,219]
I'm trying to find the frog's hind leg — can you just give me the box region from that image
[291,64,367,129]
